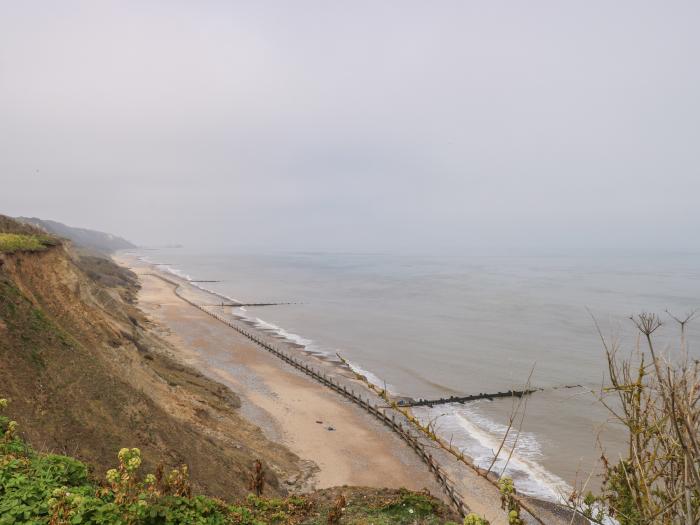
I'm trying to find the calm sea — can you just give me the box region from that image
[137,249,700,502]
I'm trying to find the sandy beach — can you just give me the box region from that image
[116,255,446,490]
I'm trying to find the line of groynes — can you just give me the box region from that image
[146,272,552,524]
[144,273,472,517]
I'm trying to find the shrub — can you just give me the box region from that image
[0,398,458,524]
[571,312,700,524]
[463,513,490,524]
[0,233,56,253]
[497,477,522,525]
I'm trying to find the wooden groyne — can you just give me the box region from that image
[144,272,472,518]
[182,280,296,307]
[398,389,540,408]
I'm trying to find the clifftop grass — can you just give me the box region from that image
[0,233,57,253]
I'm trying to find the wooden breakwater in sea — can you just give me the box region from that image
[145,272,471,517]
[398,389,540,408]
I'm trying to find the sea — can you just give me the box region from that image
[134,249,700,503]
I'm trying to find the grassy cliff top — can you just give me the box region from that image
[0,233,58,253]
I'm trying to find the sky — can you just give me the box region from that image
[1,1,698,254]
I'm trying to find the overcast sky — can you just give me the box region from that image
[1,1,698,254]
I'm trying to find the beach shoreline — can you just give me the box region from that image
[115,252,592,524]
[114,255,476,497]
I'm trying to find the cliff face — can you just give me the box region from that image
[0,218,303,500]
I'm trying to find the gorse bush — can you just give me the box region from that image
[0,399,457,524]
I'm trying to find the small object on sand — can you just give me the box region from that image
[315,420,323,424]
[327,426,335,431]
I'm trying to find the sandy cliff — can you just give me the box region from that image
[0,217,306,500]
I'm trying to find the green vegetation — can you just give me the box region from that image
[0,399,457,524]
[463,514,490,525]
[0,233,57,253]
[0,277,75,368]
[496,478,522,525]
[567,312,700,524]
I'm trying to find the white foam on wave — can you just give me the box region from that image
[415,404,571,503]
[343,360,396,393]
[163,265,192,282]
[156,263,243,304]
[143,258,314,354]
[251,317,315,348]
[228,308,397,392]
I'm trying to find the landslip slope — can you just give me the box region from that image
[0,215,305,500]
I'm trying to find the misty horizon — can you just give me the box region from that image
[2,1,699,255]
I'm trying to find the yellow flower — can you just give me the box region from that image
[106,468,119,484]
